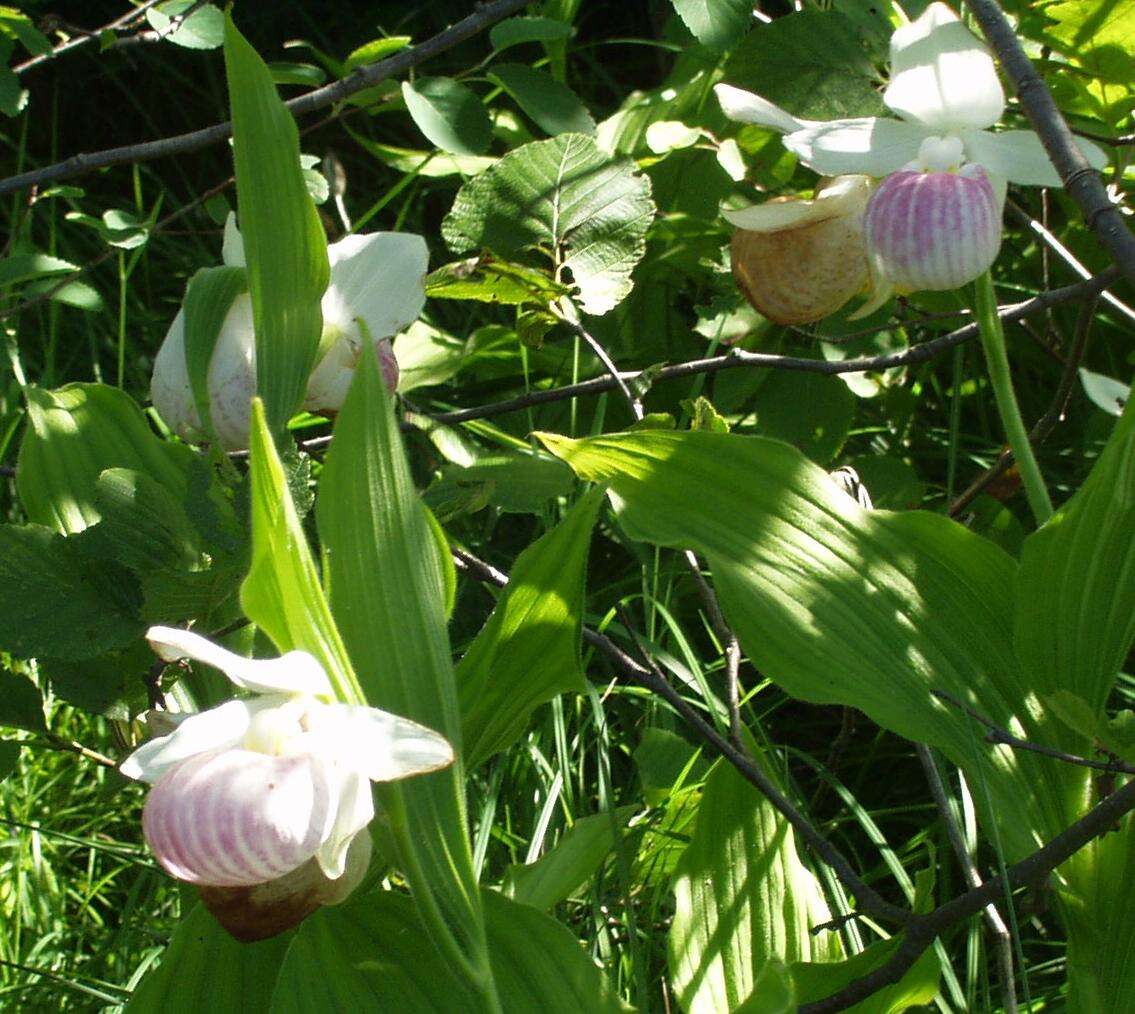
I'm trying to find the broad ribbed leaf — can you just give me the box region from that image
[539,429,1073,852]
[402,77,493,156]
[17,384,194,535]
[183,265,247,439]
[240,400,359,704]
[442,134,654,314]
[669,757,842,1014]
[488,64,596,136]
[789,938,940,1013]
[224,16,329,437]
[429,453,575,514]
[671,0,753,51]
[458,489,600,765]
[126,905,290,1013]
[271,888,625,1014]
[315,348,495,1004]
[1016,394,1135,715]
[503,806,636,911]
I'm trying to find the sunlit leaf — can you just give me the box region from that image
[671,0,753,51]
[488,64,596,137]
[402,76,493,156]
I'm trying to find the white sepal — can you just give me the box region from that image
[145,626,333,697]
[713,84,813,134]
[314,703,456,782]
[783,118,928,178]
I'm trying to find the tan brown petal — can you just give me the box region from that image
[731,208,869,326]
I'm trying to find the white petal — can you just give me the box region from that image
[314,768,374,880]
[326,232,428,342]
[222,213,245,268]
[713,84,813,133]
[885,3,1004,131]
[722,174,872,232]
[150,309,204,442]
[142,749,336,887]
[961,128,1109,187]
[784,118,928,177]
[120,699,256,782]
[311,704,455,782]
[302,336,398,414]
[145,626,333,697]
[204,293,257,451]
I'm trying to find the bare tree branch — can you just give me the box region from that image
[0,0,528,197]
[967,0,1135,286]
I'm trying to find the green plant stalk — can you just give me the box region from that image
[973,270,1053,525]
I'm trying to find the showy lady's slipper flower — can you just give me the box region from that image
[725,175,871,324]
[121,626,453,906]
[151,216,428,450]
[715,3,1107,302]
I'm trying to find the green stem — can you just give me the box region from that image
[973,270,1054,525]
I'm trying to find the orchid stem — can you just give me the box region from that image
[973,270,1054,525]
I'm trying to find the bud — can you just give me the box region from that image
[725,175,871,325]
[863,163,1001,293]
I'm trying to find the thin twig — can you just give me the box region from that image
[801,773,1135,1012]
[949,291,1097,516]
[917,744,1017,1014]
[407,271,1119,428]
[930,689,1135,775]
[555,304,643,421]
[967,0,1135,286]
[39,732,118,769]
[12,0,165,74]
[0,0,529,197]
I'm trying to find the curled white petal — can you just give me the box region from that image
[146,626,333,697]
[307,703,455,782]
[884,3,1004,132]
[121,699,258,783]
[722,175,872,232]
[314,767,374,880]
[142,748,336,887]
[714,84,812,133]
[222,213,245,268]
[784,118,927,178]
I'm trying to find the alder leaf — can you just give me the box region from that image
[442,134,654,314]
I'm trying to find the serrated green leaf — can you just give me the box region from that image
[271,888,625,1013]
[126,905,291,1013]
[0,670,44,732]
[634,727,709,805]
[0,251,77,289]
[424,257,568,306]
[671,0,753,51]
[722,11,884,120]
[0,524,142,661]
[443,134,654,315]
[147,1,225,50]
[458,489,600,767]
[402,76,493,156]
[224,16,329,438]
[183,265,248,439]
[503,806,636,910]
[40,640,153,717]
[17,384,194,536]
[0,7,52,56]
[752,371,856,464]
[315,348,495,1003]
[489,16,572,52]
[488,64,595,137]
[0,741,19,784]
[669,756,842,1014]
[0,65,27,117]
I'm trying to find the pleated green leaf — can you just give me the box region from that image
[17,384,193,535]
[270,888,626,1014]
[315,348,496,1006]
[224,16,329,437]
[457,489,601,767]
[669,757,842,1014]
[239,399,359,705]
[539,429,1073,852]
[1015,393,1135,716]
[182,264,247,440]
[126,905,290,1014]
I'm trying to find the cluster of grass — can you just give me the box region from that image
[1,0,1128,1010]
